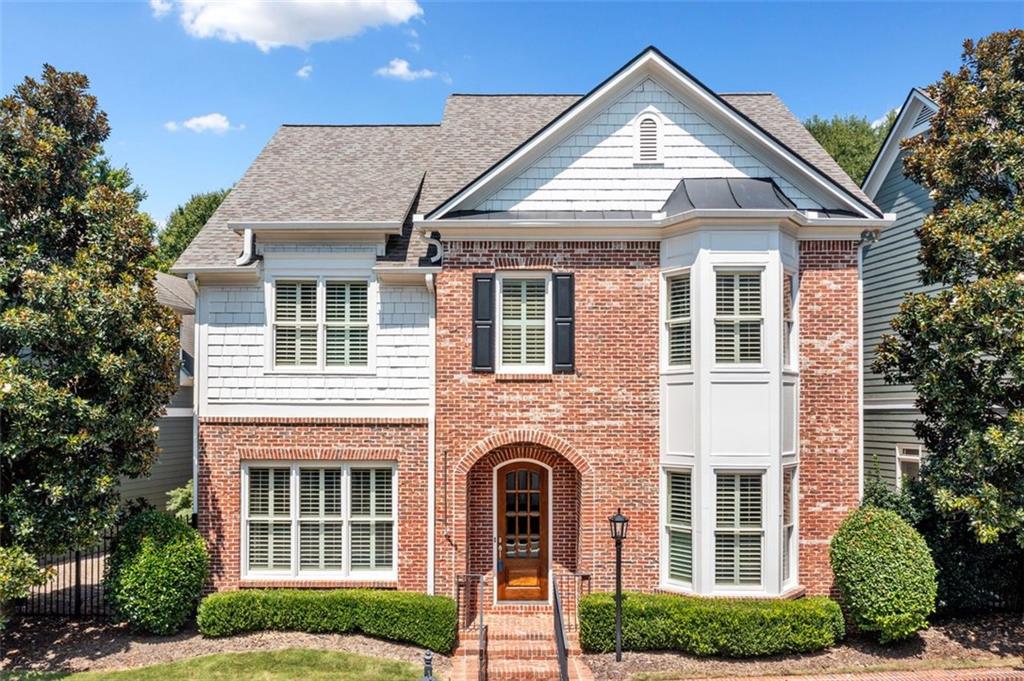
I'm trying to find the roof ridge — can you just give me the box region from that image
[720,91,776,96]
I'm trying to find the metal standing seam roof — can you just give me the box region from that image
[172,92,878,272]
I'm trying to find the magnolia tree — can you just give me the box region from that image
[0,66,179,614]
[876,30,1024,548]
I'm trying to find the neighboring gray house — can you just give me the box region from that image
[118,272,195,506]
[860,89,938,489]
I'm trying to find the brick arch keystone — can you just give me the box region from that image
[457,429,591,475]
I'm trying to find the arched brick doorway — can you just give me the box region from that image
[463,444,586,607]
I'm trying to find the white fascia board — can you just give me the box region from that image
[423,209,894,241]
[373,265,442,285]
[863,89,937,199]
[227,220,404,235]
[202,402,430,419]
[427,48,880,221]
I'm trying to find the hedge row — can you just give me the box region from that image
[578,592,844,657]
[197,589,457,653]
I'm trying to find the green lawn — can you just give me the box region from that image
[2,649,426,681]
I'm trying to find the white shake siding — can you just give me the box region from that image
[476,78,815,212]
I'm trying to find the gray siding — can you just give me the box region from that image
[119,416,192,508]
[864,410,920,488]
[862,150,936,488]
[169,385,193,409]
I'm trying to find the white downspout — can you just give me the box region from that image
[235,228,256,266]
[426,272,437,594]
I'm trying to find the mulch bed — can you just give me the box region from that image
[1,618,451,677]
[583,614,1024,680]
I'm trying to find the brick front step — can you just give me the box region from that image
[454,612,593,680]
[488,659,564,680]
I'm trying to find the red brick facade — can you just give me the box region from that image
[197,416,429,592]
[796,240,862,596]
[198,238,862,602]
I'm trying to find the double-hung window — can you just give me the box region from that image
[498,274,549,372]
[896,445,924,486]
[714,472,764,586]
[782,271,796,368]
[272,279,370,370]
[665,470,693,584]
[782,466,797,584]
[666,272,692,366]
[243,463,396,580]
[715,272,763,364]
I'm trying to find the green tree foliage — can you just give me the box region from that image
[0,66,179,556]
[805,110,896,184]
[876,30,1024,548]
[0,545,52,627]
[166,479,193,523]
[152,189,228,272]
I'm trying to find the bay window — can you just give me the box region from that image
[714,472,764,587]
[243,463,397,580]
[665,469,693,584]
[666,272,692,366]
[715,271,763,364]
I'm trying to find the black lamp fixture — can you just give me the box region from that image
[608,507,629,661]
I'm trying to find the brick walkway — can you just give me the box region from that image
[703,669,1024,681]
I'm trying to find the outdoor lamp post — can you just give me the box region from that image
[608,508,629,662]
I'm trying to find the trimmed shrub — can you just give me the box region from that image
[830,507,937,643]
[578,592,844,656]
[106,510,208,635]
[197,589,458,653]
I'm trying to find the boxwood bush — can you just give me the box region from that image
[830,506,937,643]
[578,592,844,656]
[197,589,457,653]
[106,509,208,635]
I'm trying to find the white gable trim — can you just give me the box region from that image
[862,88,936,200]
[427,47,880,221]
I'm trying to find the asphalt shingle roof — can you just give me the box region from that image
[172,92,877,272]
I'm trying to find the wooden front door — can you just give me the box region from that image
[496,463,548,601]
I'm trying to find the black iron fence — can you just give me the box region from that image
[14,531,117,618]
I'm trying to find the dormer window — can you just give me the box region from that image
[634,114,662,164]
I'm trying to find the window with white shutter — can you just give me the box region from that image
[782,466,797,583]
[896,445,925,487]
[715,272,763,364]
[666,272,692,366]
[665,470,693,584]
[242,463,396,580]
[274,281,318,367]
[271,278,371,370]
[714,472,763,586]
[247,467,292,571]
[498,275,549,371]
[782,271,796,368]
[350,467,394,571]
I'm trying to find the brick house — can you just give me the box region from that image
[172,47,893,608]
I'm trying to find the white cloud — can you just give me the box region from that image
[164,113,242,134]
[374,57,435,81]
[872,107,899,130]
[164,0,422,52]
[296,64,314,79]
[405,27,420,51]
[150,0,172,18]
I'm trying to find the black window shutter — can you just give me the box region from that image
[472,273,495,372]
[552,273,575,374]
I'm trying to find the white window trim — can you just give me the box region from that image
[782,269,798,371]
[264,274,377,376]
[895,444,924,487]
[633,111,663,165]
[240,461,398,582]
[660,465,695,591]
[495,270,552,375]
[712,267,766,370]
[662,267,693,374]
[712,468,766,592]
[781,464,799,590]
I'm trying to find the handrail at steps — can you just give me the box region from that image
[552,574,570,681]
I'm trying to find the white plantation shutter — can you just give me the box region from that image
[715,272,763,363]
[714,473,763,586]
[667,273,691,366]
[782,272,795,367]
[350,467,395,571]
[501,278,547,367]
[666,471,693,583]
[298,468,343,570]
[248,467,292,571]
[782,467,796,582]
[274,281,318,366]
[637,116,659,163]
[325,281,369,367]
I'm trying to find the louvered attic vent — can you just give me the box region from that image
[637,116,659,163]
[913,105,936,128]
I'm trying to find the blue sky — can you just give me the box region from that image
[2,1,1019,226]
